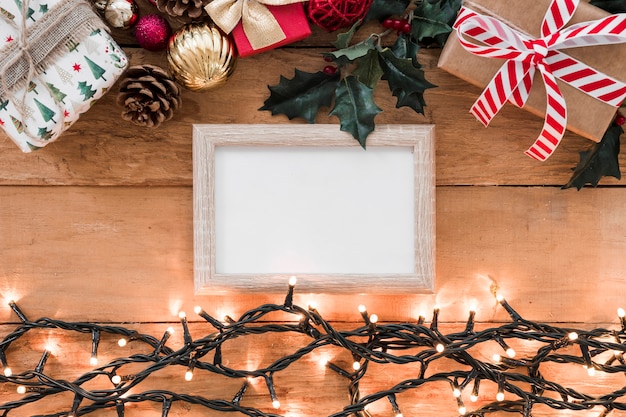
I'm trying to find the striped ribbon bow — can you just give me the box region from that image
[454,0,626,160]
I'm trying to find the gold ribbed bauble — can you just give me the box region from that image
[166,22,236,91]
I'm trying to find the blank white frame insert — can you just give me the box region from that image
[193,124,435,294]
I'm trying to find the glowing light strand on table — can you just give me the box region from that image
[0,279,625,417]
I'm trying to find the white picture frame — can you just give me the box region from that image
[192,124,435,294]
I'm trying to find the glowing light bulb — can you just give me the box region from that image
[568,332,578,341]
[496,391,505,401]
[358,305,367,313]
[289,276,297,286]
[118,338,127,347]
[614,350,622,357]
[458,406,467,415]
[436,343,445,353]
[272,400,281,409]
[318,357,329,367]
[308,301,318,310]
[370,314,379,323]
[492,353,501,362]
[16,385,26,394]
[3,367,12,377]
[395,413,404,417]
[453,388,461,398]
[587,366,596,377]
[618,307,625,318]
[469,303,477,313]
[185,370,194,381]
[111,375,122,384]
[194,306,202,315]
[166,326,174,334]
[178,311,186,319]
[433,304,440,311]
[90,356,98,366]
[470,394,479,403]
[506,348,516,358]
[352,361,361,371]
[495,294,504,303]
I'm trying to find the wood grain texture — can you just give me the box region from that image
[0,48,616,187]
[1,186,625,325]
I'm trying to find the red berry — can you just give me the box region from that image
[323,65,337,75]
[323,55,333,62]
[615,113,626,126]
[382,18,395,28]
[402,21,412,34]
[392,19,403,30]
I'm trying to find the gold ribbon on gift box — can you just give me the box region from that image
[205,0,307,51]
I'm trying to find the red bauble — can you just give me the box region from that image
[307,0,374,32]
[135,14,172,51]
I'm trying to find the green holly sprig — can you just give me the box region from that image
[260,0,462,148]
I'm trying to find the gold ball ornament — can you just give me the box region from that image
[167,22,236,91]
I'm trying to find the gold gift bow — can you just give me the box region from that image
[0,0,103,147]
[205,0,307,51]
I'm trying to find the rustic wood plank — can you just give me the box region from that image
[1,185,625,325]
[0,48,616,187]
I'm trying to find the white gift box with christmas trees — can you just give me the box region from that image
[0,0,128,152]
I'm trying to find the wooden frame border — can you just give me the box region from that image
[192,124,435,294]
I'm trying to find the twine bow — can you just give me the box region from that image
[205,0,306,51]
[0,0,102,147]
[454,0,626,161]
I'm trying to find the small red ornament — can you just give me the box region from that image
[615,111,626,126]
[307,0,374,32]
[134,14,172,51]
[323,65,337,75]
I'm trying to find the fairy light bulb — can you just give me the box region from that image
[318,357,329,367]
[470,393,479,402]
[618,307,625,318]
[496,391,505,401]
[185,370,194,381]
[16,385,26,394]
[3,367,12,377]
[194,306,202,315]
[178,311,186,319]
[90,356,98,366]
[395,414,403,417]
[370,314,379,323]
[568,332,578,341]
[289,276,297,286]
[458,406,467,415]
[352,361,361,371]
[111,375,122,385]
[272,400,281,409]
[506,347,516,358]
[308,301,318,310]
[453,387,461,398]
[118,338,127,347]
[587,366,596,377]
[358,305,366,313]
[495,293,504,302]
[492,353,502,363]
[436,343,445,353]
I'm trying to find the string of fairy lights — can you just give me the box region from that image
[0,277,625,417]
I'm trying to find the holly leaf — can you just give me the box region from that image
[379,48,437,114]
[332,21,361,50]
[329,76,382,148]
[562,124,622,190]
[590,0,626,13]
[363,0,411,22]
[391,34,421,66]
[352,49,384,89]
[328,37,376,63]
[412,0,461,45]
[260,69,341,123]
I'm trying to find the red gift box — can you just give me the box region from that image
[232,3,311,58]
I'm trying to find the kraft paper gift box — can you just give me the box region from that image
[438,0,626,146]
[0,0,128,152]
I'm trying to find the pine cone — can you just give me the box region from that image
[155,0,210,20]
[117,65,182,128]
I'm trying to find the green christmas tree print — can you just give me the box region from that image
[37,127,53,140]
[34,98,56,123]
[46,82,66,103]
[27,81,38,95]
[0,7,16,20]
[84,56,107,82]
[66,39,79,52]
[39,3,48,13]
[0,99,8,111]
[14,0,34,20]
[11,115,24,133]
[77,81,96,100]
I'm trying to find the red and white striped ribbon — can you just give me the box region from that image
[453,0,626,160]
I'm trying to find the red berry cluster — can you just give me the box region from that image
[382,18,412,34]
[614,111,625,126]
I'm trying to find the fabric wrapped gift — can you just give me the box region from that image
[205,0,311,58]
[438,0,626,160]
[0,0,128,152]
